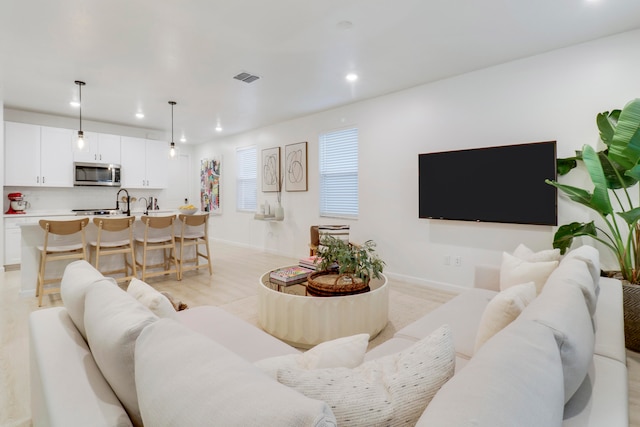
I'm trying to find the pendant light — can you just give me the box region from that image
[168,101,177,158]
[75,80,86,149]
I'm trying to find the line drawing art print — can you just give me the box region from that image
[201,158,221,214]
[285,141,307,191]
[262,147,280,192]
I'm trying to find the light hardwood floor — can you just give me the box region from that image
[0,241,638,426]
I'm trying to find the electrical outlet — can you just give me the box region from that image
[454,256,462,267]
[444,255,451,266]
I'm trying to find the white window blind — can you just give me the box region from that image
[319,128,359,217]
[236,146,257,212]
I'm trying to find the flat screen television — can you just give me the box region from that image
[418,141,557,226]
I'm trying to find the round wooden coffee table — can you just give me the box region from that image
[258,269,389,348]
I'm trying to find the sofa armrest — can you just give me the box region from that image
[474,265,500,291]
[30,307,132,427]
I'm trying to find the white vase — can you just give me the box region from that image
[275,203,284,220]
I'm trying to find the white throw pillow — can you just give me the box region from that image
[417,320,564,427]
[255,333,369,379]
[60,260,118,340]
[474,282,537,351]
[135,318,337,427]
[520,282,595,403]
[127,278,178,319]
[546,257,598,317]
[513,243,561,262]
[500,252,558,293]
[84,283,158,427]
[278,325,455,427]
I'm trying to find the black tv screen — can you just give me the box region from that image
[418,141,557,226]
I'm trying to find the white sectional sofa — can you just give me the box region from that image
[29,244,627,426]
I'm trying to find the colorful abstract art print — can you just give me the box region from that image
[201,158,221,214]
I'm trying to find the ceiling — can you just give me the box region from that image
[2,0,640,145]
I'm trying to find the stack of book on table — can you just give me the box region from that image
[270,266,314,286]
[299,255,322,270]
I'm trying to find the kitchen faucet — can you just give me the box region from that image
[138,197,149,215]
[116,188,131,216]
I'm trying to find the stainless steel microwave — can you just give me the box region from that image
[74,162,121,187]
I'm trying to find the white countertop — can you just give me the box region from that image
[4,209,179,219]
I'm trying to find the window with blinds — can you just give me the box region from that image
[319,128,359,218]
[236,146,257,212]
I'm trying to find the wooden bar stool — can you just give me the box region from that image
[89,216,137,284]
[177,213,212,277]
[134,215,180,281]
[37,218,89,306]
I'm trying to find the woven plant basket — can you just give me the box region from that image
[307,271,370,297]
[623,282,640,352]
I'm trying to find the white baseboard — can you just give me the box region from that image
[383,271,469,294]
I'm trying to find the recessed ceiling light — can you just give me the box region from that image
[180,136,186,143]
[336,21,353,30]
[346,73,358,82]
[135,112,145,119]
[215,125,222,132]
[69,101,80,108]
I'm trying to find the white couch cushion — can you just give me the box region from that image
[127,278,178,319]
[255,333,369,379]
[84,283,158,427]
[135,318,337,427]
[29,307,133,427]
[562,355,628,426]
[60,260,117,340]
[500,251,558,293]
[562,245,601,288]
[593,278,626,363]
[474,281,536,351]
[545,256,599,316]
[513,243,561,262]
[177,305,300,361]
[394,287,495,359]
[416,320,564,427]
[520,282,594,403]
[278,325,454,427]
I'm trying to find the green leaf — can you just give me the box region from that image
[599,151,638,189]
[552,222,598,254]
[582,145,613,215]
[597,110,619,147]
[557,157,578,176]
[618,207,640,226]
[608,99,640,169]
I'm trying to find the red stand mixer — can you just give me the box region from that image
[6,192,29,214]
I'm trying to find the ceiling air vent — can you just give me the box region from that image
[233,72,260,83]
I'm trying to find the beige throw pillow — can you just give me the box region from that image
[278,324,455,427]
[127,278,178,319]
[135,319,337,427]
[500,252,558,293]
[513,243,561,262]
[474,282,537,351]
[255,333,369,379]
[84,283,158,427]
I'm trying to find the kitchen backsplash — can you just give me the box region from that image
[3,186,170,214]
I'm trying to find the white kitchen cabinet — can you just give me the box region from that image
[4,122,73,187]
[4,219,22,265]
[121,137,168,189]
[73,131,121,164]
[40,126,74,186]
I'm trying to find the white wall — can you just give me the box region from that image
[194,29,640,290]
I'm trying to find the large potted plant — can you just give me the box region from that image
[310,236,385,296]
[546,98,640,349]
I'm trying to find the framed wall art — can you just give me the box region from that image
[262,147,281,192]
[201,158,221,214]
[285,141,308,191]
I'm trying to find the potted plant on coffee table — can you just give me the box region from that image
[309,236,385,296]
[545,98,640,349]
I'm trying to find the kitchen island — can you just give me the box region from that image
[16,210,193,295]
